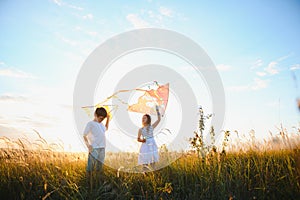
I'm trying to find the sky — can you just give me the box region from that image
[0,0,300,152]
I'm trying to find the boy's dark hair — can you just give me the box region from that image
[95,107,107,118]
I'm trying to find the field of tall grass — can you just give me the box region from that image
[0,110,299,199]
[0,136,299,199]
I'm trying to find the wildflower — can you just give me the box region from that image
[44,183,47,192]
[117,166,124,177]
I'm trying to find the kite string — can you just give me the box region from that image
[82,81,168,116]
[82,81,157,107]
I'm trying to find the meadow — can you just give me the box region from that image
[0,112,300,199]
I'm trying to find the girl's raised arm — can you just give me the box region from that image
[152,106,161,128]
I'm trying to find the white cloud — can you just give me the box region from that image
[266,100,280,107]
[86,31,98,36]
[251,59,263,69]
[52,0,62,6]
[252,53,293,75]
[126,7,185,29]
[74,26,99,37]
[83,13,93,20]
[277,53,293,62]
[63,52,84,63]
[227,78,269,92]
[51,0,84,11]
[256,71,267,77]
[55,33,78,46]
[147,10,155,18]
[0,68,36,79]
[126,14,150,28]
[290,64,300,71]
[67,4,83,11]
[264,61,278,75]
[227,85,249,92]
[146,10,164,26]
[216,64,232,72]
[252,59,279,76]
[74,26,82,31]
[0,95,27,102]
[251,78,269,90]
[159,6,173,17]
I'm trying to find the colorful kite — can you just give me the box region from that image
[82,82,169,117]
[128,83,169,115]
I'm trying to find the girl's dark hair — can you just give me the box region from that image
[95,107,107,118]
[144,114,151,125]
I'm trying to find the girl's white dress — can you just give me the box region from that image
[138,125,159,165]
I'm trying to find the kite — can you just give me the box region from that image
[82,82,169,117]
[128,83,169,115]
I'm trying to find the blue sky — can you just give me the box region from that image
[0,0,300,151]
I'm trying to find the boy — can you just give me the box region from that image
[83,107,109,188]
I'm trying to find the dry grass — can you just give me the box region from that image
[0,130,299,200]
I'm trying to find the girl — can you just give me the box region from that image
[137,106,161,169]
